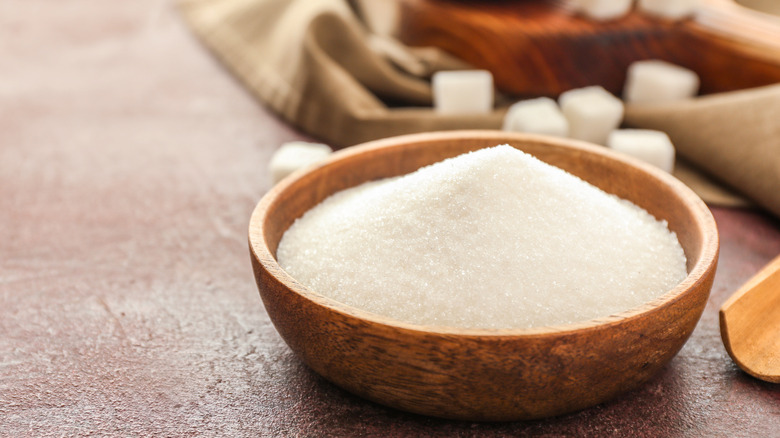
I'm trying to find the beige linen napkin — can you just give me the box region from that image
[625,85,780,217]
[179,0,503,148]
[180,0,780,216]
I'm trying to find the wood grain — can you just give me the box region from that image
[248,131,720,421]
[390,0,780,97]
[720,254,780,383]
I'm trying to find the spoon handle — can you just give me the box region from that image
[719,254,780,383]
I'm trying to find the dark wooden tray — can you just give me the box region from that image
[385,0,780,97]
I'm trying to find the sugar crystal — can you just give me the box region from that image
[276,145,687,329]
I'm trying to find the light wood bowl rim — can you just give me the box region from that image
[249,130,719,337]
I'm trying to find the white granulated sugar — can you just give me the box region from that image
[276,145,687,329]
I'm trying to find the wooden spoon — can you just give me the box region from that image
[720,254,780,383]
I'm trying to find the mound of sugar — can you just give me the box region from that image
[276,145,687,329]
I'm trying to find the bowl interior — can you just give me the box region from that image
[255,130,717,332]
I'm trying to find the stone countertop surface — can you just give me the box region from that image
[1,0,779,436]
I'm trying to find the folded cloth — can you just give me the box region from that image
[180,0,779,216]
[179,0,503,148]
[625,84,780,218]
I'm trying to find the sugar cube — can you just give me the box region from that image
[638,0,699,20]
[432,70,494,115]
[269,141,332,184]
[502,97,569,137]
[559,86,624,145]
[624,60,700,104]
[607,129,675,172]
[572,0,634,21]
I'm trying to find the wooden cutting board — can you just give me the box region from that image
[374,0,780,97]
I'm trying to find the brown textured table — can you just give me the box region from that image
[1,1,779,436]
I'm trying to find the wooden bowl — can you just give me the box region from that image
[248,131,719,421]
